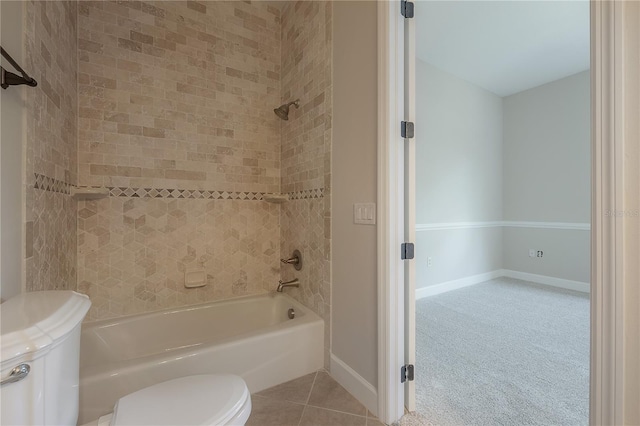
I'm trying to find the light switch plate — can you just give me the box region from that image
[354,203,376,225]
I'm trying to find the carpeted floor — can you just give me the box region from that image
[415,277,589,426]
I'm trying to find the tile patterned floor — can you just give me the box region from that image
[247,371,386,426]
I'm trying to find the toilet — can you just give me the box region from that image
[0,291,251,426]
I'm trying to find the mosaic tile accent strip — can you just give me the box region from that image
[32,176,326,202]
[287,188,325,200]
[33,173,72,195]
[80,187,326,200]
[108,187,265,200]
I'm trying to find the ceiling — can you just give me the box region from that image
[415,1,590,97]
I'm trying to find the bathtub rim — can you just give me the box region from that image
[79,291,322,373]
[81,291,317,328]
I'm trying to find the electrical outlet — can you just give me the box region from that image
[537,250,544,258]
[529,249,536,257]
[427,257,432,267]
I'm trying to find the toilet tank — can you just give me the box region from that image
[0,291,91,425]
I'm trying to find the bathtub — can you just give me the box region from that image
[77,293,324,424]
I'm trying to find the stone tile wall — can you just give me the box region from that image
[24,1,78,292]
[279,1,333,367]
[77,1,281,194]
[76,0,333,333]
[77,196,280,320]
[280,1,332,194]
[76,0,283,319]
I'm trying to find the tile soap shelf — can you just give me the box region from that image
[262,193,288,204]
[71,186,109,200]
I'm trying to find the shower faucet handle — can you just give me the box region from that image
[280,249,302,271]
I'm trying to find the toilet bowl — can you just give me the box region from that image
[0,291,252,426]
[85,374,252,426]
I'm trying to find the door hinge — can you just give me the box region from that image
[401,121,414,139]
[401,364,414,383]
[401,242,414,260]
[401,0,415,18]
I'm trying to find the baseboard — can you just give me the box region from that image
[416,269,590,298]
[329,353,378,416]
[415,270,504,299]
[501,269,590,293]
[416,221,591,231]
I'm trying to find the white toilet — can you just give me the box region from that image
[0,291,252,426]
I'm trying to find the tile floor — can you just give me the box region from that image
[247,370,386,426]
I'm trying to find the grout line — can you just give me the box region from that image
[304,404,368,419]
[297,405,307,426]
[366,409,380,423]
[305,370,319,405]
[299,372,320,426]
[298,371,318,426]
[250,393,307,407]
[256,369,373,425]
[305,369,369,419]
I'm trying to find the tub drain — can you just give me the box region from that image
[287,308,295,319]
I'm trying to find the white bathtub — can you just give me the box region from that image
[78,293,324,424]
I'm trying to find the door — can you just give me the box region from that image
[403,0,417,413]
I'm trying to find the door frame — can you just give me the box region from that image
[377,1,406,423]
[376,1,627,424]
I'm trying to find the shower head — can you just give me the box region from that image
[274,99,300,121]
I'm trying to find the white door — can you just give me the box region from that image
[403,0,417,413]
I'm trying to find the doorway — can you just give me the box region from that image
[412,2,591,424]
[377,1,631,425]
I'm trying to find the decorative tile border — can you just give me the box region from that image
[287,188,325,200]
[33,175,325,201]
[108,187,264,200]
[33,173,72,195]
[106,187,325,201]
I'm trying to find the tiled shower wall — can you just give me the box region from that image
[76,1,282,319]
[279,1,333,366]
[75,0,332,327]
[25,1,78,292]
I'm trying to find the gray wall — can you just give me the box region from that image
[415,60,504,288]
[416,64,590,289]
[416,227,503,288]
[331,1,378,387]
[502,71,591,223]
[502,228,590,282]
[1,0,25,301]
[416,61,503,224]
[502,71,590,281]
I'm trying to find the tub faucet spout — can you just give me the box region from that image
[277,278,300,292]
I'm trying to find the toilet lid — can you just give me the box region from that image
[111,374,250,426]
